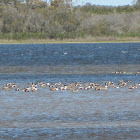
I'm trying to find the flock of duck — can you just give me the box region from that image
[114,71,140,75]
[1,79,140,93]
[0,71,139,93]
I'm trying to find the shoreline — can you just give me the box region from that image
[0,37,140,44]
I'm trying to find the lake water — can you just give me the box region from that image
[0,43,140,139]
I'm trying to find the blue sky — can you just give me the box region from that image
[73,0,135,6]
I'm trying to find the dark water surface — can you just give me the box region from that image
[0,43,139,66]
[0,43,140,139]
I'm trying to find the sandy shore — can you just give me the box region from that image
[0,36,140,44]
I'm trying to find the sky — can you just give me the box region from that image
[73,0,135,6]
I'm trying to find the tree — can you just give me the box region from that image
[50,0,73,10]
[25,11,45,32]
[136,0,140,4]
[2,7,18,32]
[134,0,140,9]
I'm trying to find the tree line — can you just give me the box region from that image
[0,0,140,40]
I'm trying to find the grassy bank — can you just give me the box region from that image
[0,36,140,44]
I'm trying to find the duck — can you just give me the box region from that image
[95,86,101,90]
[94,83,99,86]
[23,87,30,92]
[103,82,109,86]
[122,71,126,74]
[135,72,140,75]
[101,85,108,90]
[90,83,95,86]
[85,83,90,87]
[128,85,137,89]
[37,82,43,85]
[109,81,114,87]
[60,85,67,90]
[78,86,84,90]
[114,86,120,89]
[6,83,12,87]
[84,86,91,90]
[12,84,17,88]
[115,71,120,74]
[41,83,47,88]
[31,87,38,92]
[50,87,59,91]
[72,89,79,93]
[49,85,55,88]
[66,85,73,90]
[3,86,11,91]
[28,82,34,86]
[76,83,82,86]
[118,80,127,87]
[15,88,20,91]
[55,82,62,86]
[46,82,50,86]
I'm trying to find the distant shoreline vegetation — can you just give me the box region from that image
[0,0,140,41]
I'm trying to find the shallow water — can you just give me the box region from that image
[1,87,140,139]
[0,43,140,139]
